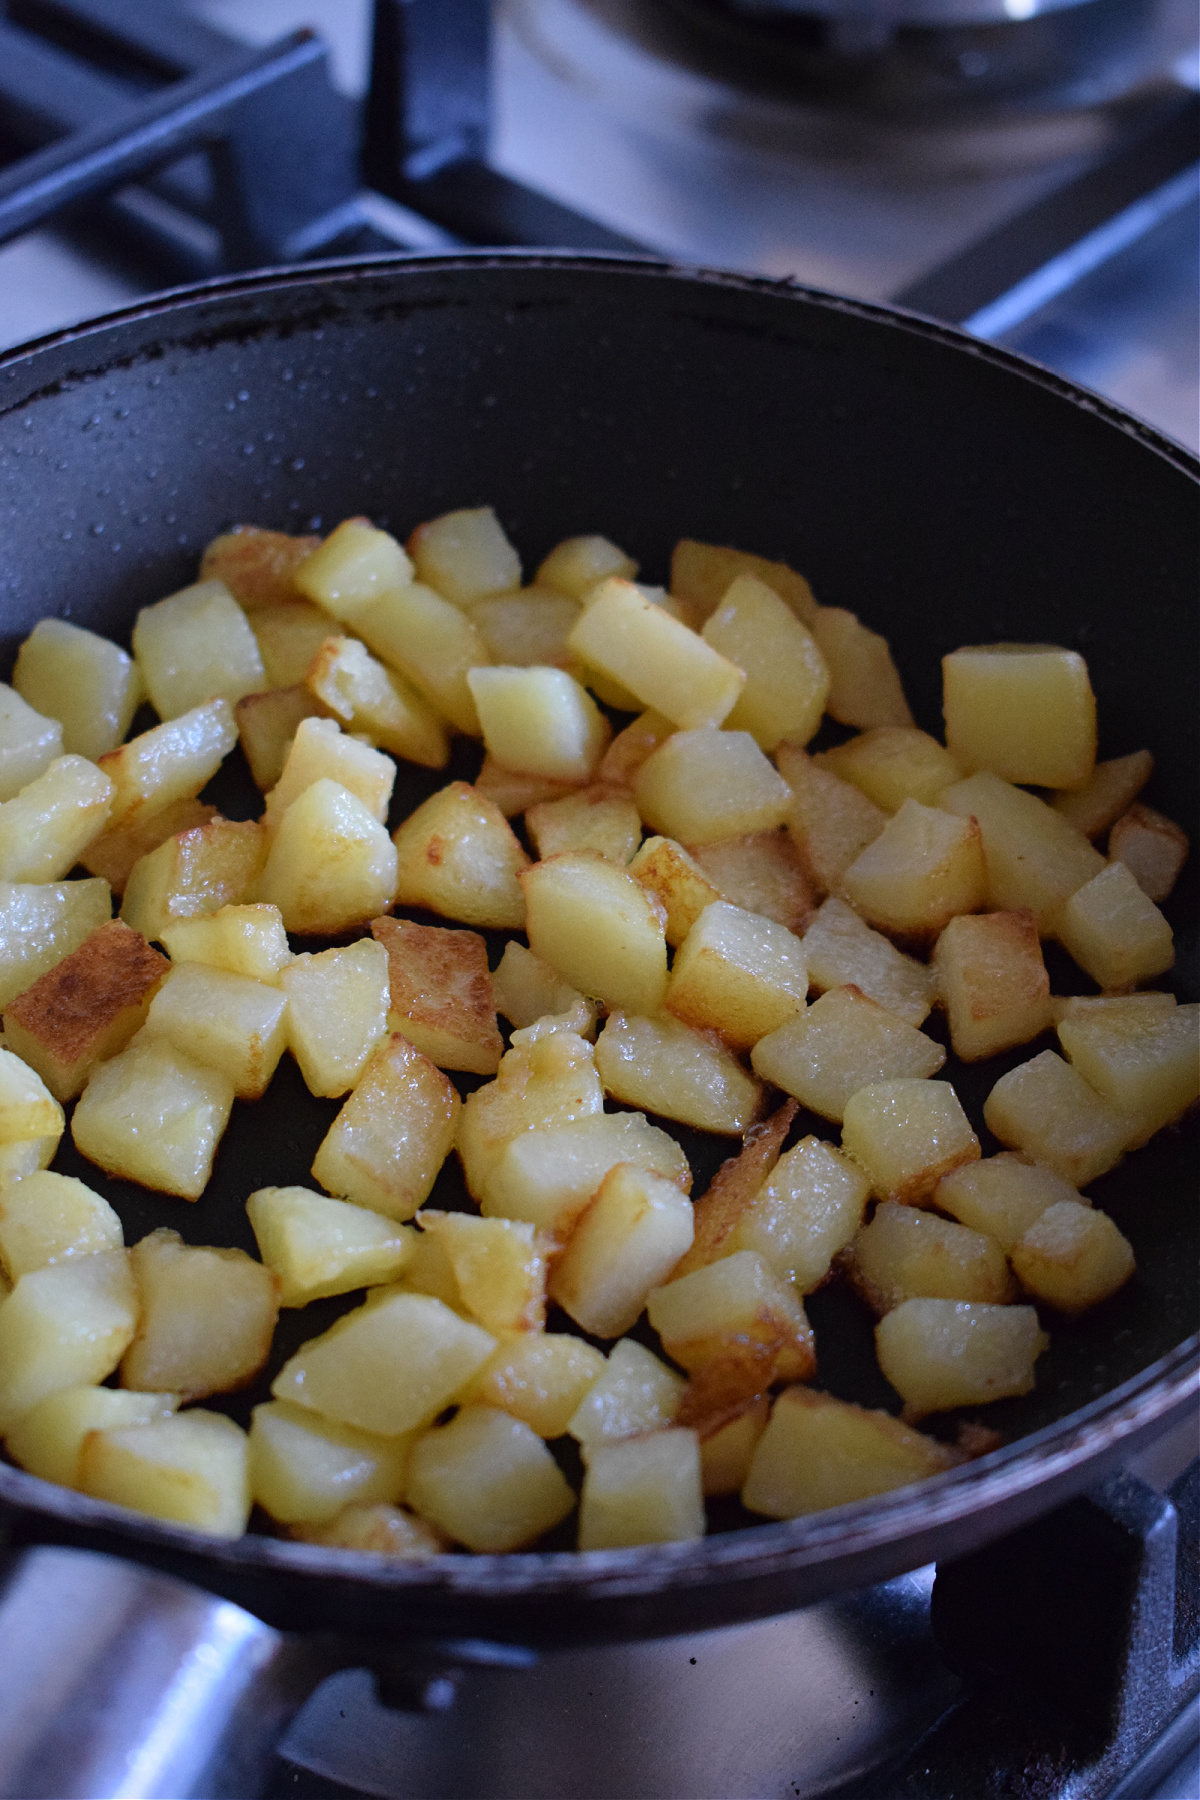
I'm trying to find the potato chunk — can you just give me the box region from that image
[312,1034,460,1221]
[133,579,265,719]
[409,505,521,606]
[415,1211,547,1335]
[1057,999,1199,1147]
[687,1394,770,1497]
[742,1386,957,1518]
[0,756,114,884]
[352,582,491,734]
[281,939,390,1098]
[201,524,322,608]
[0,1170,122,1281]
[801,896,933,1027]
[0,877,113,1009]
[776,745,887,898]
[686,830,815,936]
[939,772,1104,933]
[635,729,792,845]
[627,836,725,947]
[1051,750,1153,839]
[1010,1200,1134,1315]
[247,1186,414,1307]
[647,1250,815,1389]
[250,599,337,688]
[521,851,668,1013]
[567,1336,684,1453]
[470,590,581,668]
[943,644,1096,789]
[578,1428,704,1549]
[468,1335,607,1438]
[1108,803,1189,904]
[263,779,400,936]
[670,539,818,627]
[0,1249,136,1430]
[294,517,413,621]
[595,1011,762,1135]
[849,1201,1015,1314]
[71,1031,234,1200]
[809,607,913,729]
[79,1410,250,1538]
[550,1162,694,1338]
[98,698,237,831]
[934,1153,1083,1252]
[875,1298,1047,1418]
[841,1079,980,1204]
[842,798,984,943]
[371,917,502,1076]
[538,533,638,599]
[490,941,586,1032]
[306,635,449,768]
[818,728,962,814]
[700,574,830,750]
[4,1385,177,1489]
[724,1135,870,1293]
[249,1400,410,1525]
[161,903,292,986]
[121,1228,278,1398]
[236,687,325,792]
[1055,860,1174,990]
[0,682,64,798]
[473,756,583,819]
[144,962,288,1100]
[468,666,609,782]
[933,909,1052,1062]
[752,985,944,1124]
[457,1030,603,1199]
[264,716,394,829]
[526,786,642,865]
[0,1048,63,1145]
[121,816,266,944]
[293,1502,445,1556]
[568,577,745,729]
[393,782,529,930]
[481,1111,690,1237]
[83,798,220,893]
[983,1050,1131,1188]
[408,1405,574,1551]
[665,901,808,1051]
[598,710,675,787]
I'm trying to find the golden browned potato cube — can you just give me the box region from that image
[687,1394,770,1497]
[842,1079,980,1204]
[393,781,529,930]
[0,878,113,1009]
[2,921,168,1102]
[657,1100,794,1277]
[248,599,335,688]
[236,686,325,792]
[939,772,1105,933]
[98,698,237,830]
[943,644,1096,789]
[842,799,985,943]
[875,1297,1047,1418]
[121,816,266,944]
[687,830,815,936]
[550,1162,694,1338]
[121,1227,278,1398]
[1051,750,1153,839]
[281,939,390,1098]
[818,728,962,814]
[848,1200,1015,1314]
[132,579,265,719]
[627,835,725,947]
[468,666,609,782]
[568,578,745,730]
[647,1250,815,1386]
[162,902,291,986]
[473,756,583,819]
[0,756,114,884]
[0,683,63,800]
[665,900,808,1050]
[145,962,288,1100]
[934,1153,1083,1252]
[578,1427,704,1549]
[597,711,675,788]
[247,1185,414,1307]
[0,1248,136,1430]
[568,1337,684,1457]
[724,1134,870,1293]
[595,1010,762,1135]
[776,744,888,898]
[370,917,501,1076]
[933,909,1052,1062]
[1010,1200,1133,1314]
[72,1029,233,1199]
[249,1399,410,1525]
[1108,803,1189,903]
[983,1050,1130,1187]
[742,1385,957,1518]
[352,583,491,735]
[457,1029,603,1199]
[201,525,322,609]
[83,800,220,896]
[490,941,586,1032]
[416,1210,547,1335]
[800,897,931,1027]
[526,786,642,865]
[521,851,668,1013]
[480,1111,689,1237]
[306,635,449,768]
[312,1034,460,1221]
[294,517,413,622]
[537,533,638,599]
[1058,999,1198,1147]
[407,1403,574,1551]
[635,729,792,846]
[79,1409,250,1538]
[408,506,520,605]
[670,539,819,627]
[701,574,830,750]
[468,1335,607,1438]
[470,590,581,668]
[273,1289,495,1435]
[259,779,399,936]
[1056,860,1174,991]
[263,716,394,829]
[752,985,944,1124]
[15,621,141,763]
[0,1170,121,1281]
[4,1385,177,1489]
[0,1048,64,1146]
[292,1502,445,1555]
[810,608,914,729]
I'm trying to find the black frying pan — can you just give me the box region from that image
[0,255,1195,1656]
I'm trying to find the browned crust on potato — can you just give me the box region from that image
[199,526,321,609]
[371,916,502,1059]
[687,829,816,934]
[673,1099,797,1278]
[5,921,168,1066]
[1108,802,1189,903]
[81,797,219,892]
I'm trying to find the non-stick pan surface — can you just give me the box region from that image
[0,255,1195,1651]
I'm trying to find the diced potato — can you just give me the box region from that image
[470,590,581,667]
[249,599,336,688]
[201,525,322,608]
[0,756,114,884]
[236,686,325,792]
[272,1289,495,1435]
[83,798,219,893]
[468,666,609,783]
[306,636,449,768]
[939,772,1104,933]
[849,1200,1015,1314]
[841,1079,980,1204]
[408,1404,573,1551]
[701,574,829,750]
[72,1030,234,1199]
[1056,860,1174,991]
[480,1111,689,1238]
[983,1050,1131,1188]
[263,716,395,829]
[395,1227,462,1311]
[933,909,1051,1062]
[752,986,944,1124]
[567,1336,684,1453]
[578,1427,704,1549]
[801,896,933,1027]
[121,817,266,944]
[0,1048,63,1144]
[842,799,984,942]
[145,962,287,1100]
[14,620,141,763]
[259,779,398,936]
[121,1227,277,1398]
[647,1250,814,1390]
[352,583,491,734]
[0,878,113,1009]
[636,729,793,846]
[810,607,913,729]
[132,579,265,719]
[1011,1200,1134,1314]
[371,917,501,1076]
[538,534,638,600]
[669,540,819,627]
[521,851,668,1013]
[249,1399,410,1525]
[294,517,413,621]
[672,1101,795,1278]
[627,836,725,947]
[666,901,808,1051]
[724,1134,870,1293]
[742,1385,957,1518]
[292,1502,445,1555]
[2,921,168,1102]
[687,1393,770,1496]
[281,939,390,1098]
[457,1030,603,1199]
[934,1154,1084,1252]
[0,683,64,799]
[416,1211,546,1335]
[875,1298,1047,1418]
[776,743,887,897]
[98,699,237,830]
[392,782,529,930]
[468,1335,607,1437]
[0,1170,122,1281]
[247,1185,414,1307]
[568,578,746,729]
[550,1162,694,1338]
[0,1249,137,1431]
[598,711,676,788]
[491,941,585,1031]
[943,644,1096,789]
[1108,804,1189,904]
[0,1140,60,1195]
[526,786,642,865]
[4,1385,177,1489]
[473,756,583,819]
[1052,750,1153,839]
[162,902,291,985]
[1057,1000,1199,1147]
[595,1010,762,1135]
[818,728,962,814]
[79,1409,250,1537]
[408,506,521,606]
[687,830,815,937]
[312,1034,460,1221]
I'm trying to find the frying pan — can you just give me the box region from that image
[0,254,1195,1787]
